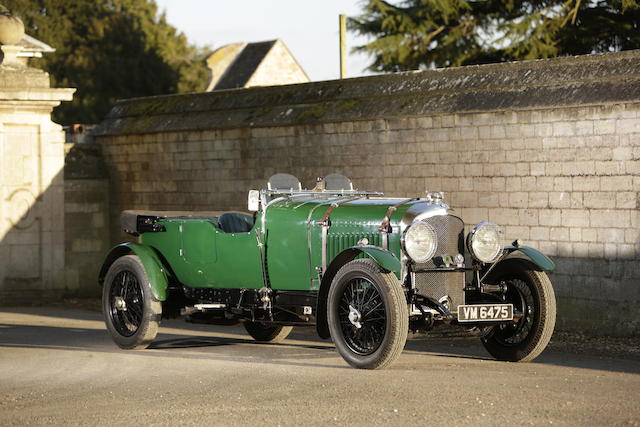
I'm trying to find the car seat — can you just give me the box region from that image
[218,213,254,233]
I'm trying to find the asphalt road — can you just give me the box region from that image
[0,307,638,426]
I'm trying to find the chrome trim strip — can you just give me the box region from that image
[315,196,362,274]
[304,197,344,282]
[378,198,418,250]
[321,225,328,273]
[264,189,383,197]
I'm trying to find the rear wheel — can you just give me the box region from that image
[244,321,292,343]
[328,259,408,369]
[102,255,161,349]
[481,260,556,362]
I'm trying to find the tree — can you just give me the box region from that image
[349,0,640,72]
[1,0,209,125]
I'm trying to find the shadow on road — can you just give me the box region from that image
[1,307,639,374]
[149,334,330,352]
[405,334,640,374]
[0,320,343,370]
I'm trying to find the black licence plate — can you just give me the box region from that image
[457,304,513,322]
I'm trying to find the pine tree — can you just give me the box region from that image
[350,0,640,72]
[1,0,209,125]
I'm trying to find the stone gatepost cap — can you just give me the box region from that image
[0,10,25,45]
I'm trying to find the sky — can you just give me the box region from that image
[154,0,378,82]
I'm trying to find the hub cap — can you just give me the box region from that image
[114,296,127,311]
[348,305,362,329]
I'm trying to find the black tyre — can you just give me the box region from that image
[481,259,556,362]
[328,259,408,369]
[102,255,161,349]
[244,321,292,343]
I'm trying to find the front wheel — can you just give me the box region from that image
[328,259,408,369]
[102,255,161,349]
[481,259,556,362]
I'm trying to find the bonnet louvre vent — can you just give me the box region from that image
[327,232,382,260]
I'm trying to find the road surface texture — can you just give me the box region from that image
[1,306,638,426]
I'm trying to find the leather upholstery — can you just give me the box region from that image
[218,213,254,233]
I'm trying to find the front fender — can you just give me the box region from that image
[98,243,170,301]
[501,245,555,272]
[315,245,401,339]
[346,245,402,273]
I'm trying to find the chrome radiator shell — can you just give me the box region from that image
[409,214,466,313]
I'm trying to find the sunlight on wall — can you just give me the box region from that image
[0,42,74,302]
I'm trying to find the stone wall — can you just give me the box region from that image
[63,143,110,297]
[95,50,640,335]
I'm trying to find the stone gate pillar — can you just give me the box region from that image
[0,17,74,303]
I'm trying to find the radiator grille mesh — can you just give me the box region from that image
[413,271,465,312]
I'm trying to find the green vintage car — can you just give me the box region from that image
[100,173,556,369]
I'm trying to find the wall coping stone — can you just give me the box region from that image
[95,49,640,136]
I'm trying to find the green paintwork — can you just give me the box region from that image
[263,196,423,290]
[104,191,557,305]
[126,196,426,292]
[505,245,556,271]
[118,196,456,292]
[210,229,263,289]
[264,200,317,290]
[105,242,170,301]
[141,217,264,289]
[351,246,401,272]
[182,221,217,264]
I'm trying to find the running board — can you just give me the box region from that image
[181,303,227,316]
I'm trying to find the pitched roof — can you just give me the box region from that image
[214,40,277,90]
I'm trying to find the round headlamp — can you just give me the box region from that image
[402,221,437,263]
[467,221,503,263]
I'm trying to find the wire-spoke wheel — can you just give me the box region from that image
[109,270,144,336]
[102,255,161,349]
[328,259,408,369]
[338,278,386,355]
[481,259,556,362]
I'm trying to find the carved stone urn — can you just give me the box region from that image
[0,11,24,45]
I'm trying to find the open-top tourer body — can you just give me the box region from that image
[100,173,556,369]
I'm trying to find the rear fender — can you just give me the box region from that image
[315,246,401,339]
[98,243,170,301]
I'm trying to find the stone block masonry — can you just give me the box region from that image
[95,50,640,336]
[0,50,74,304]
[64,143,110,297]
